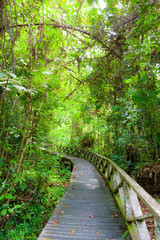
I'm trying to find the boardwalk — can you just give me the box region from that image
[38,156,130,240]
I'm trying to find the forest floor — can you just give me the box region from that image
[137,164,160,195]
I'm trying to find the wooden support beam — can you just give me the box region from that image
[127,213,153,222]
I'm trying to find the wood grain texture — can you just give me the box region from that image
[38,156,130,240]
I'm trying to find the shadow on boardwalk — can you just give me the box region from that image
[38,156,130,240]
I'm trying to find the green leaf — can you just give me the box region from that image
[112,105,120,111]
[8,208,14,213]
[8,83,14,88]
[42,71,53,75]
[19,58,27,65]
[0,157,3,164]
[8,72,17,79]
[6,5,9,11]
[140,42,146,47]
[6,193,14,199]
[12,84,27,91]
[0,72,6,78]
[124,78,132,84]
[0,194,5,201]
[75,1,81,8]
[121,230,129,238]
[20,94,27,101]
[0,209,7,216]
[0,81,7,85]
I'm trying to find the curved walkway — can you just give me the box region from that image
[38,156,130,240]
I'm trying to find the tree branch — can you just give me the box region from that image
[69,73,82,83]
[61,65,76,74]
[0,22,122,60]
[11,0,37,63]
[63,74,102,102]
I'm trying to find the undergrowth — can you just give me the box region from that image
[0,151,72,240]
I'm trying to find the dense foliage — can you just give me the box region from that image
[0,149,71,239]
[0,0,160,238]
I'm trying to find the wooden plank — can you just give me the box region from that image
[90,151,160,222]
[124,183,132,219]
[106,163,113,180]
[127,222,141,240]
[97,156,100,168]
[155,217,160,240]
[123,184,141,239]
[113,178,123,194]
[102,159,107,174]
[58,148,160,240]
[99,157,103,171]
[91,153,94,161]
[119,185,125,213]
[38,156,130,240]
[129,187,150,240]
[112,170,123,193]
[110,169,116,190]
[93,155,97,164]
[126,213,153,222]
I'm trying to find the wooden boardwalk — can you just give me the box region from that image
[38,156,130,240]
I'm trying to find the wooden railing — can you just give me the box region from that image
[55,146,160,240]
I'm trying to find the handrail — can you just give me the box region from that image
[55,145,160,240]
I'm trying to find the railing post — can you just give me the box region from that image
[155,217,160,239]
[129,188,150,240]
[56,145,160,240]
